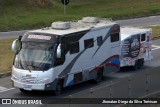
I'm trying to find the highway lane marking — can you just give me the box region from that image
[91,82,119,92]
[152,45,160,50]
[68,81,119,97]
[0,88,15,93]
[0,86,8,91]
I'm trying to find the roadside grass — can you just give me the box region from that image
[144,26,160,38]
[1,0,160,31]
[0,25,160,73]
[0,38,14,74]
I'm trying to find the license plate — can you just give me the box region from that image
[23,85,32,91]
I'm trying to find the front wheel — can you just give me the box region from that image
[54,81,63,95]
[94,69,103,83]
[19,89,28,93]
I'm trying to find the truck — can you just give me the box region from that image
[11,17,152,95]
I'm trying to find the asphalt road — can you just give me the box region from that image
[0,16,160,107]
[116,15,160,26]
[0,30,27,39]
[1,15,160,39]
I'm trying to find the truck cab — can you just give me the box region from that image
[11,31,65,94]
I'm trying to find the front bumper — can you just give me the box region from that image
[12,79,46,91]
[11,78,59,91]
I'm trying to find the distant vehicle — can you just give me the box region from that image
[11,17,152,95]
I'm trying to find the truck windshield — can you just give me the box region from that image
[14,42,56,71]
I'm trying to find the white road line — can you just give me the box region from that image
[0,88,15,93]
[0,86,8,91]
[152,45,160,50]
[92,82,119,91]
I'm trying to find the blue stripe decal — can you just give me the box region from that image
[105,58,120,66]
[67,80,74,86]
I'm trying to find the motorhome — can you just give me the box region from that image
[11,17,152,95]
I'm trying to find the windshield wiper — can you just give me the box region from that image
[19,54,32,72]
[35,49,50,72]
[19,60,31,72]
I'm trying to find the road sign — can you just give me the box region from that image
[61,0,69,5]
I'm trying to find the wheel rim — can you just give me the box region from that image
[138,60,144,69]
[140,61,142,68]
[97,70,102,81]
[55,82,62,94]
[134,61,138,70]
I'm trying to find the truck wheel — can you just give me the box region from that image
[138,59,144,69]
[54,81,63,95]
[94,69,103,83]
[133,60,139,70]
[19,89,28,93]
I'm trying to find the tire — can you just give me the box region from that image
[54,81,63,95]
[94,69,103,83]
[19,89,28,93]
[138,59,144,69]
[133,60,139,70]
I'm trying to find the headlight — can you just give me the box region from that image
[11,75,18,80]
[36,78,51,84]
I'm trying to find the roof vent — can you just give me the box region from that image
[51,22,70,30]
[82,17,100,23]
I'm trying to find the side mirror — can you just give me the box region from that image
[56,44,61,58]
[11,39,19,53]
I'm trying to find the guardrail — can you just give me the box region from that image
[41,67,160,107]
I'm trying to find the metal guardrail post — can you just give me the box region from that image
[145,72,150,107]
[69,94,72,107]
[145,72,149,95]
[128,76,132,107]
[90,88,93,104]
[109,81,112,107]
[128,76,131,98]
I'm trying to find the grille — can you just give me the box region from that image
[21,75,36,84]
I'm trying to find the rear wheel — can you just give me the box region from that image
[138,59,144,69]
[54,81,63,95]
[133,59,144,70]
[133,60,139,70]
[94,69,103,83]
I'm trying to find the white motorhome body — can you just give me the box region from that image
[11,17,121,92]
[120,27,152,68]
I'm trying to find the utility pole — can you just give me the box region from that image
[61,0,69,16]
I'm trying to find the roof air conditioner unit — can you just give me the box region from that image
[51,22,70,30]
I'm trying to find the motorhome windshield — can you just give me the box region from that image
[14,42,56,71]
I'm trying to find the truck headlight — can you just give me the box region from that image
[11,75,18,80]
[36,78,51,84]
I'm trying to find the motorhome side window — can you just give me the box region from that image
[97,36,103,46]
[69,42,79,54]
[141,34,146,42]
[110,33,119,42]
[84,38,94,49]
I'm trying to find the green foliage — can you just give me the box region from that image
[0,38,14,73]
[144,26,160,38]
[0,0,160,31]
